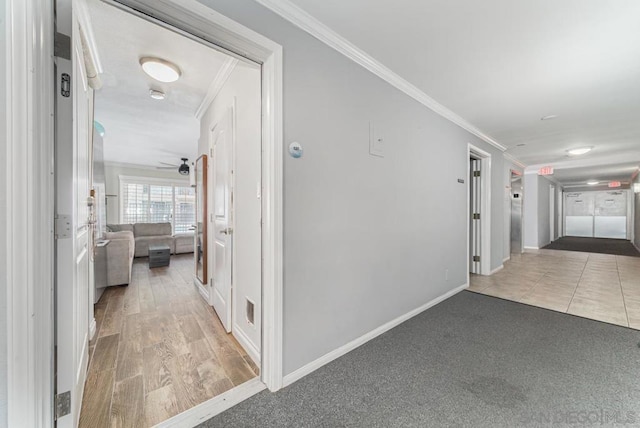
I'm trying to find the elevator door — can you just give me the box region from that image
[510,176,522,254]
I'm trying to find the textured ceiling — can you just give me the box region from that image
[87,0,231,167]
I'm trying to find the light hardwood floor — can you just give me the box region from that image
[470,249,640,329]
[80,254,258,428]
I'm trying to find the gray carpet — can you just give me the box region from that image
[200,291,640,428]
[542,237,640,257]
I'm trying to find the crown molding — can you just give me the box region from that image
[504,153,526,169]
[254,0,507,152]
[195,57,238,119]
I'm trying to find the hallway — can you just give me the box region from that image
[469,249,640,329]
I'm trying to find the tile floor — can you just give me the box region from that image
[469,249,640,330]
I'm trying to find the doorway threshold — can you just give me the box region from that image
[155,378,266,427]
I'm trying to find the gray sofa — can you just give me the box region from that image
[103,222,194,286]
[104,230,135,286]
[106,222,194,257]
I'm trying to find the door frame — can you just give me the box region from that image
[6,0,284,426]
[549,184,555,243]
[5,0,56,426]
[467,144,492,278]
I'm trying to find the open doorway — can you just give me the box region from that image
[468,145,492,276]
[55,1,270,426]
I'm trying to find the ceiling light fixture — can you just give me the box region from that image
[149,89,166,100]
[140,57,182,83]
[587,181,599,186]
[567,147,593,156]
[540,115,558,121]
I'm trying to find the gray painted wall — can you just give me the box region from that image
[198,0,507,375]
[1,2,8,425]
[523,174,560,249]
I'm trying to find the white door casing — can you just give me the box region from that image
[55,8,94,427]
[210,105,235,332]
[469,158,481,274]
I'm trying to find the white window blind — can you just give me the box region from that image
[120,177,195,234]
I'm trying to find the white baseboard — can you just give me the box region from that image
[233,325,261,366]
[489,264,504,275]
[89,318,97,340]
[524,246,539,250]
[282,283,468,388]
[503,256,511,263]
[194,277,209,302]
[155,378,265,428]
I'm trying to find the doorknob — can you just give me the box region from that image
[220,227,233,235]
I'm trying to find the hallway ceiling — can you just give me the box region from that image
[288,0,640,182]
[87,0,231,167]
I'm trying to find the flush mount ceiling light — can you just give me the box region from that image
[587,181,599,185]
[149,89,166,100]
[567,147,593,156]
[540,115,558,121]
[140,57,181,83]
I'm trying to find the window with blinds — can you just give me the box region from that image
[120,179,195,234]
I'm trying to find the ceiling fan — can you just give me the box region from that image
[156,157,190,175]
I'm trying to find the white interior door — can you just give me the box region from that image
[470,159,481,274]
[594,191,627,239]
[210,106,234,332]
[55,8,93,426]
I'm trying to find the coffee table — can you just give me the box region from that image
[148,244,171,268]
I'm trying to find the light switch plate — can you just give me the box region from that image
[369,122,384,157]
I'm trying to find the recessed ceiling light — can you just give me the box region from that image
[541,115,558,121]
[149,89,166,100]
[140,57,181,83]
[567,147,593,156]
[587,181,599,185]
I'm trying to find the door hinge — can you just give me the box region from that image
[473,170,481,177]
[473,213,480,220]
[54,215,72,239]
[473,255,480,262]
[55,391,71,420]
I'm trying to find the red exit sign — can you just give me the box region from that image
[538,166,554,176]
[608,181,621,188]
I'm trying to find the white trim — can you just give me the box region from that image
[104,160,192,172]
[195,57,238,119]
[194,277,209,302]
[467,144,492,277]
[232,323,261,366]
[503,256,511,263]
[525,152,640,176]
[282,283,468,388]
[89,318,97,340]
[6,0,56,426]
[154,378,266,428]
[254,0,508,154]
[106,0,284,393]
[489,264,504,275]
[504,153,526,169]
[524,246,540,250]
[118,174,189,187]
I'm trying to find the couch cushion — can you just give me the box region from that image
[134,222,172,237]
[107,224,134,233]
[105,230,134,240]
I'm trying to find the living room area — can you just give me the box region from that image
[78,1,263,426]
